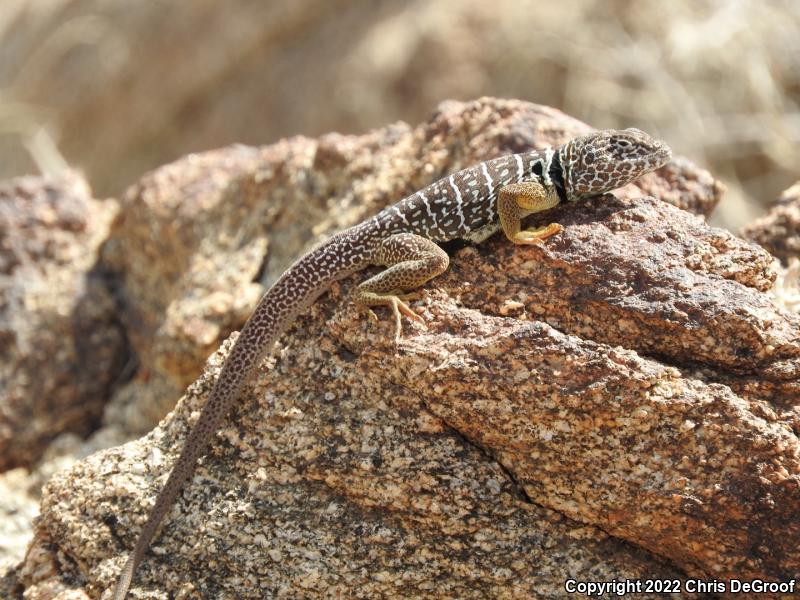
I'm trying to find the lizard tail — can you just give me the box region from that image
[112,229,374,599]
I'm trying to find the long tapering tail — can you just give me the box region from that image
[112,227,374,599]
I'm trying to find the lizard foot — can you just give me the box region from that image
[356,292,425,341]
[512,223,564,245]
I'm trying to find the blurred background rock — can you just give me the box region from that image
[1,0,798,230]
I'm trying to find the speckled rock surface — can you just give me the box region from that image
[10,99,797,598]
[742,180,800,264]
[737,179,800,398]
[100,146,268,432]
[25,200,800,597]
[30,334,691,600]
[0,172,128,470]
[0,429,128,598]
[103,98,723,436]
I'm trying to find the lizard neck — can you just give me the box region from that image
[520,144,570,203]
[518,147,564,198]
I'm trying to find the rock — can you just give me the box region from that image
[0,429,130,595]
[0,468,39,574]
[100,145,268,433]
[31,334,691,598]
[739,180,800,354]
[742,180,800,264]
[0,172,128,470]
[13,99,798,597]
[634,155,724,220]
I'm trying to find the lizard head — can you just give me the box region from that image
[561,128,671,201]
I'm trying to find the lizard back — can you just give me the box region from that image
[375,148,565,243]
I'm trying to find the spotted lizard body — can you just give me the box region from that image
[113,128,671,598]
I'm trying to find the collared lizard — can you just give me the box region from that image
[113,128,671,598]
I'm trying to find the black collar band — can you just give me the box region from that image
[549,151,568,203]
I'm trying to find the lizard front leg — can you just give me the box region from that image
[355,233,449,340]
[498,181,563,245]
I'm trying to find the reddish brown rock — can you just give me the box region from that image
[348,297,799,585]
[29,333,691,598]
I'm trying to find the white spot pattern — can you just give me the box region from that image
[514,154,524,182]
[448,174,465,230]
[543,147,555,186]
[481,161,494,198]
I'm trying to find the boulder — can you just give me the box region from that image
[15,99,798,598]
[0,172,127,471]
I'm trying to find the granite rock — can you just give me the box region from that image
[742,180,800,265]
[0,172,127,470]
[13,99,798,598]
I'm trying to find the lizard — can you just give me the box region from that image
[112,128,671,598]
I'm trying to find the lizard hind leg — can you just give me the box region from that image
[355,233,449,340]
[498,181,564,245]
